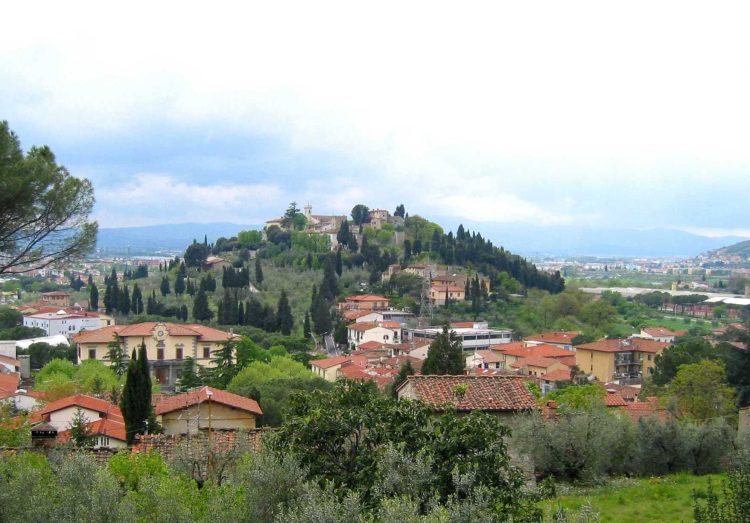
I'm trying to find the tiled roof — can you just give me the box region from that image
[490,341,525,352]
[358,341,384,350]
[603,392,628,407]
[509,356,565,369]
[642,327,676,337]
[73,322,235,344]
[0,372,20,395]
[540,369,574,382]
[58,417,127,442]
[343,310,372,321]
[524,331,581,345]
[451,321,476,329]
[346,294,388,302]
[310,355,351,369]
[155,386,262,416]
[472,350,505,363]
[0,355,20,368]
[347,322,380,332]
[30,394,123,424]
[399,375,538,412]
[576,338,669,354]
[499,344,573,359]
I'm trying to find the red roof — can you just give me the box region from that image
[472,350,505,364]
[524,331,580,345]
[73,322,235,344]
[346,294,388,302]
[490,341,525,352]
[155,386,262,416]
[603,392,628,407]
[399,375,538,412]
[540,369,574,382]
[342,310,372,321]
[0,355,20,368]
[451,321,476,329]
[499,344,573,359]
[642,327,676,337]
[358,341,384,350]
[577,338,669,354]
[30,394,123,424]
[0,372,20,399]
[310,355,351,369]
[510,356,565,369]
[58,417,127,442]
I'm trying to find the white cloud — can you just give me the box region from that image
[95,174,282,227]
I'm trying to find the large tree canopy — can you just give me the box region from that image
[0,121,97,274]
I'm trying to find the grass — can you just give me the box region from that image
[538,473,724,522]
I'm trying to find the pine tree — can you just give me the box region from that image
[208,340,236,388]
[303,311,311,339]
[176,357,202,392]
[193,289,212,322]
[89,282,99,311]
[68,407,92,447]
[255,257,264,284]
[104,334,128,377]
[160,275,171,296]
[131,284,143,315]
[277,290,293,335]
[422,324,465,375]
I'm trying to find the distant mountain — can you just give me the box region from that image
[466,224,749,258]
[96,223,258,255]
[708,239,750,259]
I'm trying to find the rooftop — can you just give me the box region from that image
[155,386,262,416]
[398,375,538,412]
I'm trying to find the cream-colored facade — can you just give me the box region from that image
[159,402,257,435]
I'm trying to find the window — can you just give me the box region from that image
[203,346,211,358]
[176,347,183,360]
[157,348,164,360]
[88,348,96,359]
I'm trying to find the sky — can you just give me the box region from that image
[2,1,750,239]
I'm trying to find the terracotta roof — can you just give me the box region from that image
[451,321,476,329]
[470,368,516,376]
[347,322,380,332]
[510,356,565,369]
[576,338,669,354]
[343,310,372,321]
[642,327,676,337]
[499,344,573,359]
[490,341,525,352]
[603,392,628,407]
[399,375,538,412]
[358,341,384,350]
[58,417,127,443]
[310,355,351,369]
[381,321,402,329]
[540,369,574,382]
[73,322,235,344]
[471,350,505,364]
[155,386,262,416]
[524,331,581,345]
[345,294,388,302]
[30,394,123,424]
[0,355,20,368]
[0,372,20,394]
[338,363,375,380]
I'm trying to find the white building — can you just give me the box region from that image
[347,322,402,349]
[403,322,513,351]
[23,310,100,339]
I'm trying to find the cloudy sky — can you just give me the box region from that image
[2,1,750,238]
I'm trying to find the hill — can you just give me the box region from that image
[96,222,259,255]
[708,239,750,259]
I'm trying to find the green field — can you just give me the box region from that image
[539,474,724,522]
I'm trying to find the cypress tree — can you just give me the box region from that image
[255,257,264,284]
[175,272,186,295]
[160,275,171,296]
[192,289,213,322]
[131,284,143,315]
[120,285,131,315]
[246,297,264,328]
[121,348,140,444]
[262,305,277,332]
[180,304,188,321]
[310,285,318,314]
[312,293,332,335]
[335,248,343,277]
[89,283,99,311]
[237,301,245,325]
[186,278,196,296]
[422,324,465,375]
[303,311,311,339]
[320,255,338,302]
[277,290,293,335]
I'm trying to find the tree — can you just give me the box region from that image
[0,121,97,275]
[277,290,293,335]
[176,357,203,392]
[255,257,264,284]
[121,343,155,444]
[87,282,99,312]
[104,334,128,377]
[336,220,351,248]
[0,306,21,329]
[131,283,143,315]
[192,289,212,322]
[160,276,171,297]
[652,337,722,386]
[68,407,92,447]
[312,294,332,335]
[303,312,311,339]
[184,242,209,268]
[335,248,343,277]
[422,324,465,375]
[394,204,406,218]
[350,204,370,229]
[208,340,237,388]
[174,271,185,295]
[670,360,736,422]
[390,360,414,398]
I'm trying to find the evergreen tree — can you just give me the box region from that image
[89,282,99,311]
[422,324,465,375]
[312,293,332,335]
[175,272,185,295]
[192,289,213,322]
[335,248,343,277]
[179,304,188,321]
[121,344,153,445]
[176,357,202,392]
[237,301,245,325]
[320,255,338,302]
[310,285,318,314]
[68,407,92,447]
[219,289,238,324]
[263,305,277,332]
[246,297,264,328]
[349,235,358,253]
[131,284,143,315]
[104,334,128,377]
[208,340,236,388]
[160,275,171,296]
[391,359,415,398]
[277,290,293,335]
[303,311,311,339]
[186,277,196,296]
[255,257,264,284]
[120,285,131,315]
[87,273,93,286]
[403,239,412,261]
[336,220,351,247]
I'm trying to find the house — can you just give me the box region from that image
[637,327,678,343]
[347,322,401,349]
[354,310,415,324]
[396,375,538,419]
[539,368,575,394]
[429,284,465,306]
[73,322,237,389]
[509,356,569,377]
[575,338,669,382]
[23,310,101,339]
[523,331,581,351]
[41,291,71,307]
[28,394,127,448]
[466,350,506,370]
[495,343,576,368]
[403,264,437,279]
[204,256,232,271]
[310,355,352,381]
[155,386,262,435]
[340,294,390,311]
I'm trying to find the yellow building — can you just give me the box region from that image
[575,338,668,382]
[155,386,262,435]
[73,322,237,389]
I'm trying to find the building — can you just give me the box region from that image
[353,310,415,324]
[494,343,576,368]
[347,321,402,349]
[523,331,581,351]
[28,394,127,449]
[465,350,506,370]
[575,338,669,382]
[204,256,232,271]
[155,386,262,435]
[23,310,101,338]
[40,291,71,307]
[429,284,466,306]
[340,294,390,311]
[637,327,679,343]
[310,355,355,381]
[509,356,569,378]
[396,375,538,419]
[73,322,237,389]
[403,322,512,351]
